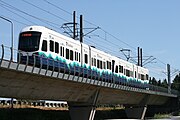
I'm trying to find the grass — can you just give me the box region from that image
[0,108,71,120]
[0,107,127,120]
[153,113,171,119]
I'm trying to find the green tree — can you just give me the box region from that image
[172,74,180,91]
[151,77,158,85]
[157,80,162,86]
[149,77,152,84]
[161,79,168,88]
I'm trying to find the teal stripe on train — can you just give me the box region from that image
[38,52,148,85]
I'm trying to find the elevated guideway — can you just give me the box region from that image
[0,45,178,119]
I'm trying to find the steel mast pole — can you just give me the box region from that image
[0,16,13,61]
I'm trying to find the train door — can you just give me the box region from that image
[81,43,90,77]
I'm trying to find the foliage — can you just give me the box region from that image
[153,113,170,119]
[171,74,180,91]
[150,74,180,92]
[149,77,168,88]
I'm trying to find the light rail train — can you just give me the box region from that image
[18,26,149,88]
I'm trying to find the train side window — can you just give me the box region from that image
[100,60,102,69]
[75,52,77,61]
[146,74,149,80]
[70,50,73,60]
[103,62,106,69]
[91,58,94,66]
[42,40,47,52]
[60,46,62,56]
[106,61,112,70]
[50,40,54,52]
[94,58,96,66]
[84,54,88,64]
[60,46,64,57]
[109,62,111,70]
[119,65,123,73]
[141,74,145,80]
[107,61,109,70]
[66,48,69,59]
[76,52,78,61]
[135,71,137,78]
[79,53,81,62]
[126,69,130,77]
[63,47,64,57]
[55,42,59,54]
[97,60,100,68]
[115,65,118,73]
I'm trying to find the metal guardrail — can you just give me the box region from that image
[0,44,179,96]
[0,100,124,109]
[0,100,68,108]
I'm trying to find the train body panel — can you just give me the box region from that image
[18,25,149,89]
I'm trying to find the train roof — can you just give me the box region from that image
[20,25,81,44]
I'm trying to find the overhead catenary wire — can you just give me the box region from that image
[0,0,178,79]
[45,0,179,79]
[0,3,36,25]
[21,0,69,23]
[0,14,28,26]
[0,0,61,30]
[42,0,139,57]
[43,0,137,51]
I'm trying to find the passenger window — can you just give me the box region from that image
[55,42,59,53]
[42,40,47,52]
[141,74,145,80]
[50,40,54,52]
[85,54,88,64]
[70,50,73,60]
[106,61,111,70]
[103,62,106,69]
[97,60,100,68]
[146,74,149,80]
[126,69,130,77]
[63,47,64,57]
[109,62,111,70]
[119,65,123,73]
[94,58,96,66]
[60,47,64,57]
[66,48,69,59]
[100,61,102,69]
[115,65,118,73]
[75,52,77,61]
[60,46,62,56]
[76,52,78,61]
[91,58,94,66]
[79,53,81,62]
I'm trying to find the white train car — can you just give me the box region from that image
[18,25,149,89]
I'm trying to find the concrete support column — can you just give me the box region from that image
[68,103,96,120]
[125,94,150,119]
[68,89,100,120]
[125,105,147,119]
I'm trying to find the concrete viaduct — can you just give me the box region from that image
[0,45,179,119]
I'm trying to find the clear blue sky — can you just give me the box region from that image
[0,0,180,80]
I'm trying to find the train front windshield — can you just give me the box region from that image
[18,31,41,52]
